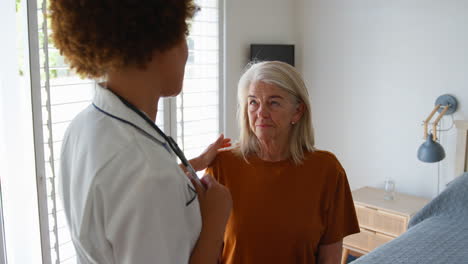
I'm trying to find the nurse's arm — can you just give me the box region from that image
[189,229,224,264]
[189,175,232,264]
[317,240,342,264]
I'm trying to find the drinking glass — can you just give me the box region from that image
[384,178,395,200]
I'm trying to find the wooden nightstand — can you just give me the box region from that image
[341,186,430,264]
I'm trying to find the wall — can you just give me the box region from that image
[223,0,298,139]
[298,0,468,198]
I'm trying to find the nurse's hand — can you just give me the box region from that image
[189,174,232,263]
[190,134,231,171]
[196,174,232,235]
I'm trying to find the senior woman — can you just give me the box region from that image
[207,61,359,264]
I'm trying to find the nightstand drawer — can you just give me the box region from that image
[342,187,430,264]
[343,228,393,252]
[355,205,407,236]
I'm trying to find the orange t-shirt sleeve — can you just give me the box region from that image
[320,170,359,245]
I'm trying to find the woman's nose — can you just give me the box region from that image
[258,104,270,118]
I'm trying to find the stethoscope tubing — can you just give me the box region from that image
[92,96,204,189]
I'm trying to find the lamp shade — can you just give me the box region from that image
[417,133,446,163]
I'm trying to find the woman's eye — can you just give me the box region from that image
[270,101,280,106]
[249,100,257,105]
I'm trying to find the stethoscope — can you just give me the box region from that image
[92,94,204,190]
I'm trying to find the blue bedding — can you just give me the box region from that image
[352,173,468,264]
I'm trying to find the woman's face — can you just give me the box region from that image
[247,81,303,144]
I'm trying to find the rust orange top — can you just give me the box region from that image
[206,149,359,264]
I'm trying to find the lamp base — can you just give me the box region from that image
[435,94,458,115]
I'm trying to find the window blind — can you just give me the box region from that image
[36,0,221,263]
[177,0,221,161]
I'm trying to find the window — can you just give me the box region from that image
[1,0,44,263]
[177,0,222,159]
[3,0,222,263]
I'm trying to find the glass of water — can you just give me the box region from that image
[384,178,395,200]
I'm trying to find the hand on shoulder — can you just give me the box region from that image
[192,134,232,171]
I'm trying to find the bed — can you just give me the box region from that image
[352,120,468,264]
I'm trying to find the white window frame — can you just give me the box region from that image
[28,0,53,262]
[1,0,45,263]
[219,0,225,137]
[0,184,6,264]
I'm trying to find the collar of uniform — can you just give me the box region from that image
[93,84,167,144]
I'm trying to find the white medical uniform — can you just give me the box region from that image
[59,85,202,264]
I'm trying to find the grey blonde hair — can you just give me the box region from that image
[237,61,315,164]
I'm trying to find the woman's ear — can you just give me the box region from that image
[292,102,305,124]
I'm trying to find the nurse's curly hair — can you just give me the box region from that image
[49,0,198,78]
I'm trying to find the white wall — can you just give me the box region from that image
[224,0,468,198]
[223,0,298,139]
[298,0,468,198]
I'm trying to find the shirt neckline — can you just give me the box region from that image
[247,154,294,167]
[92,83,167,144]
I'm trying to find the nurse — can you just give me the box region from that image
[50,0,232,263]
